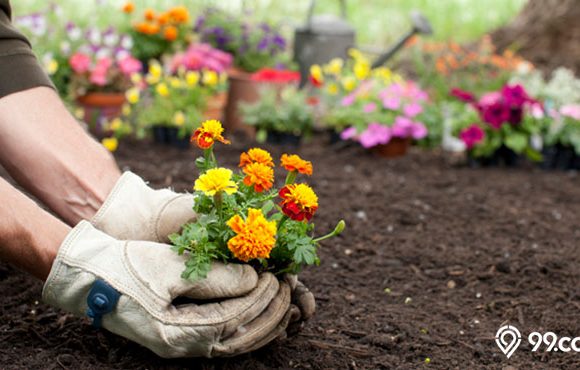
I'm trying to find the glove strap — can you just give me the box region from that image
[86,280,121,328]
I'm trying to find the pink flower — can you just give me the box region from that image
[529,102,545,119]
[69,52,91,74]
[560,104,580,120]
[479,91,502,106]
[382,97,400,110]
[410,122,428,139]
[340,127,358,140]
[450,87,475,103]
[403,103,423,117]
[392,116,414,137]
[359,123,391,148]
[363,102,377,113]
[459,124,485,149]
[118,56,142,75]
[89,57,112,86]
[341,94,356,107]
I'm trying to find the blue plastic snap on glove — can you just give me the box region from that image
[86,279,121,328]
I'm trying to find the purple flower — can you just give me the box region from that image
[363,102,377,113]
[272,34,286,49]
[359,123,391,148]
[340,127,358,140]
[480,101,510,129]
[257,37,270,51]
[450,87,475,103]
[501,84,530,107]
[403,103,423,117]
[459,124,485,149]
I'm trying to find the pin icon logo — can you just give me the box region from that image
[495,325,522,359]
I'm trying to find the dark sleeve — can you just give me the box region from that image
[0,0,55,99]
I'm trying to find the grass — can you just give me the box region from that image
[12,0,526,49]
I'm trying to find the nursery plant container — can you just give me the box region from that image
[372,138,411,158]
[468,145,520,167]
[541,145,580,170]
[224,68,259,137]
[266,131,301,146]
[151,125,190,149]
[76,92,126,138]
[204,91,228,121]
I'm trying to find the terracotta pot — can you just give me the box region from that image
[224,68,259,136]
[372,138,411,158]
[77,92,126,138]
[203,91,228,121]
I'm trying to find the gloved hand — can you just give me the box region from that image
[43,221,298,358]
[91,171,316,321]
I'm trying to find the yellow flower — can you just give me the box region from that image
[185,71,199,86]
[194,168,238,196]
[156,83,169,97]
[219,73,227,84]
[239,148,274,167]
[348,48,364,60]
[227,208,277,262]
[125,87,140,104]
[310,64,324,84]
[169,77,182,88]
[109,118,122,131]
[243,162,274,193]
[45,59,58,75]
[341,76,356,92]
[281,154,313,175]
[191,119,230,149]
[74,108,84,120]
[173,111,185,127]
[353,61,370,80]
[149,62,162,78]
[130,73,142,84]
[279,183,318,221]
[101,137,118,152]
[326,82,339,95]
[122,103,131,116]
[202,70,218,86]
[323,58,343,75]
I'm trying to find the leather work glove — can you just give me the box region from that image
[91,171,316,321]
[43,221,298,358]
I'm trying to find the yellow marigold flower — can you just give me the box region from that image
[243,162,274,193]
[323,58,343,75]
[74,108,84,120]
[281,154,313,175]
[202,70,219,86]
[169,77,182,88]
[156,83,169,97]
[149,62,162,79]
[194,168,237,196]
[191,119,230,149]
[239,148,274,167]
[310,64,323,84]
[326,82,339,95]
[130,73,142,84]
[279,183,318,221]
[348,48,364,60]
[341,76,356,91]
[185,71,199,86]
[173,111,185,127]
[101,137,118,152]
[354,61,370,80]
[227,208,277,262]
[125,87,140,104]
[109,118,122,131]
[122,104,131,116]
[45,59,58,75]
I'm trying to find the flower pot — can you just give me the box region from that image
[151,125,190,149]
[266,131,301,147]
[372,138,411,158]
[224,68,259,136]
[203,91,228,121]
[77,92,126,138]
[468,145,520,167]
[541,145,580,170]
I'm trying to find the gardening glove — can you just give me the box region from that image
[43,221,296,358]
[91,171,195,243]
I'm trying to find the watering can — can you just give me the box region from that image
[294,1,433,85]
[293,0,356,86]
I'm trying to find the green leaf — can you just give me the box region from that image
[505,132,528,153]
[524,147,543,162]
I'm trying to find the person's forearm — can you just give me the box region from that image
[0,87,121,225]
[0,177,70,280]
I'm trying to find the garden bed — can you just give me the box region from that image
[1,137,579,369]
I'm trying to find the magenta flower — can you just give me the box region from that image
[340,127,357,140]
[410,122,428,139]
[359,123,391,148]
[481,101,510,128]
[392,116,413,137]
[459,124,485,149]
[450,87,475,103]
[118,56,142,75]
[363,102,377,113]
[501,84,530,107]
[382,96,400,110]
[403,102,423,117]
[341,94,356,107]
[69,52,91,74]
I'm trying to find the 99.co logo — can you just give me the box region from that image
[496,325,580,359]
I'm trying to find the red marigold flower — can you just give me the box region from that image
[190,119,230,149]
[279,183,318,221]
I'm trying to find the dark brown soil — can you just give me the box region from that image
[1,136,579,369]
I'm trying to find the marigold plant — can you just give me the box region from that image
[170,120,345,281]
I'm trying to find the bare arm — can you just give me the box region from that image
[0,176,70,280]
[0,87,122,224]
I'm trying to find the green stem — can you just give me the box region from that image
[313,220,346,243]
[285,171,297,185]
[203,148,212,171]
[277,215,289,232]
[214,191,223,219]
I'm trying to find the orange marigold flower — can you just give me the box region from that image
[135,22,150,34]
[169,6,190,23]
[280,154,313,175]
[157,12,170,25]
[191,119,230,149]
[163,25,178,41]
[239,148,274,168]
[148,23,160,35]
[279,183,318,221]
[243,162,274,193]
[122,2,135,13]
[227,208,277,262]
[144,8,156,21]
